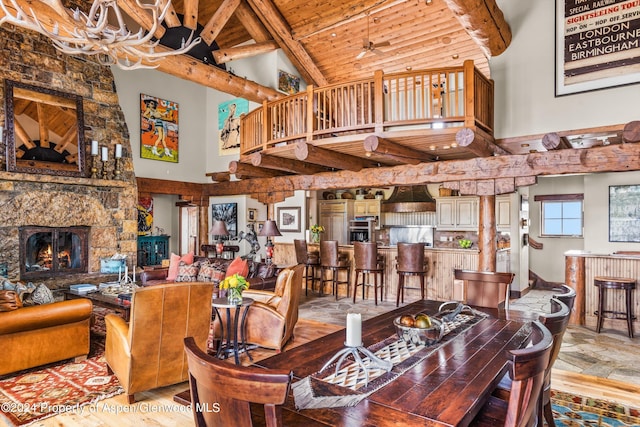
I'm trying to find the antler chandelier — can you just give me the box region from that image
[0,0,200,70]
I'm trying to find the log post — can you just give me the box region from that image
[565,255,585,326]
[478,195,496,271]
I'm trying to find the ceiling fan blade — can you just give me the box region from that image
[356,49,368,59]
[373,41,391,48]
[372,48,384,56]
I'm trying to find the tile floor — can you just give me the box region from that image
[298,289,640,386]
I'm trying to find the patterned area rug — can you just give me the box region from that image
[0,307,123,426]
[551,390,640,427]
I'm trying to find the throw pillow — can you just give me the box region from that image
[167,252,195,281]
[197,261,217,282]
[225,257,249,278]
[22,283,55,306]
[175,262,199,282]
[0,290,22,312]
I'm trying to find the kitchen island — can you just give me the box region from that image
[275,243,479,303]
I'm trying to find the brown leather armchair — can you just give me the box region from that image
[215,265,303,352]
[0,299,92,376]
[105,282,214,403]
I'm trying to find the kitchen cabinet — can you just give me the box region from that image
[319,200,353,244]
[436,197,478,231]
[353,199,381,228]
[137,235,170,267]
[496,195,511,232]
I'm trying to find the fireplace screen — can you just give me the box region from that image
[19,226,88,279]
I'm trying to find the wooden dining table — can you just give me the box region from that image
[251,299,534,427]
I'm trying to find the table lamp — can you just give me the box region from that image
[258,220,281,263]
[209,220,229,257]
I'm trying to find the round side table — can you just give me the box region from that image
[212,297,254,365]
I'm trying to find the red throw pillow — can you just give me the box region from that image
[225,257,249,278]
[167,252,195,281]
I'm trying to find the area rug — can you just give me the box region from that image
[0,307,123,426]
[551,390,640,427]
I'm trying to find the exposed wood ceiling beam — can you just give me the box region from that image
[456,128,510,156]
[246,0,328,86]
[623,121,640,143]
[229,160,286,178]
[295,141,381,171]
[201,0,242,46]
[117,0,167,39]
[204,141,640,197]
[213,40,279,64]
[205,172,231,182]
[182,0,199,30]
[234,1,273,43]
[440,0,512,57]
[542,132,572,150]
[363,135,437,164]
[249,152,328,175]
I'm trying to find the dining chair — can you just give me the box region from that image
[294,239,320,295]
[320,240,351,300]
[454,269,515,310]
[352,241,385,305]
[470,320,553,427]
[395,242,429,307]
[183,337,293,427]
[553,284,576,312]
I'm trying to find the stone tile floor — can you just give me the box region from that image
[298,289,640,386]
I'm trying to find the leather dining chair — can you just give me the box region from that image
[454,269,515,310]
[320,240,351,300]
[352,241,385,305]
[470,320,553,427]
[184,337,293,427]
[294,239,320,295]
[395,242,429,307]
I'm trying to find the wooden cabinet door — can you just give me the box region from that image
[456,198,477,229]
[496,196,511,231]
[437,199,456,229]
[354,201,368,215]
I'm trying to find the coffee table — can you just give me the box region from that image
[64,289,131,321]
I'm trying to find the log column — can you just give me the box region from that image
[478,195,496,271]
[565,255,585,325]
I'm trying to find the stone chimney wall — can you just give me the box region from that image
[0,25,137,288]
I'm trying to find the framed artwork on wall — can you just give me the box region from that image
[555,0,640,96]
[211,202,238,238]
[137,197,154,236]
[218,98,249,156]
[278,70,300,95]
[277,207,301,232]
[247,208,257,221]
[609,184,640,242]
[140,94,179,162]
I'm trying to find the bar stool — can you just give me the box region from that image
[294,239,319,295]
[594,276,636,338]
[395,242,429,307]
[352,242,384,305]
[320,240,351,300]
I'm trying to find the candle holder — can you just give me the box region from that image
[113,157,121,180]
[90,154,99,179]
[101,159,109,179]
[319,343,393,387]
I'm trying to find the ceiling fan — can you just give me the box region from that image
[356,15,391,59]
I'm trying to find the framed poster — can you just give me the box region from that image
[609,185,640,242]
[277,207,301,232]
[247,208,257,221]
[140,94,179,162]
[555,0,640,96]
[137,197,153,236]
[218,98,249,156]
[278,70,301,95]
[211,202,238,238]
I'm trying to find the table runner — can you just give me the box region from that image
[292,310,489,409]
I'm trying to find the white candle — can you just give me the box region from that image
[91,140,98,156]
[118,265,122,283]
[101,146,108,161]
[115,144,122,158]
[132,261,136,283]
[346,313,362,347]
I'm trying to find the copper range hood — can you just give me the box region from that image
[382,186,436,213]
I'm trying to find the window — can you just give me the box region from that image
[534,194,583,237]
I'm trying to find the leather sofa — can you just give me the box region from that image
[139,257,280,290]
[105,282,214,403]
[0,298,93,376]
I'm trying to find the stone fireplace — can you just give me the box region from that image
[0,25,137,289]
[20,226,89,280]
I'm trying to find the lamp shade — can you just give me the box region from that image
[258,220,282,237]
[209,220,229,236]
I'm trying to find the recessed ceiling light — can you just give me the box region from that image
[430,145,436,150]
[452,54,459,59]
[406,66,412,71]
[331,33,337,37]
[521,143,530,147]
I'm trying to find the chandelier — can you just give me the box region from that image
[0,0,201,70]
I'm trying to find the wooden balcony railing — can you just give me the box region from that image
[240,60,493,156]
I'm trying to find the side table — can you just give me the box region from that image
[212,297,254,365]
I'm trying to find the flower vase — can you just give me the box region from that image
[311,232,320,243]
[227,288,243,305]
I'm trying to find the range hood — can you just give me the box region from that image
[382,186,436,213]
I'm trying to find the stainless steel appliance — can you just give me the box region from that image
[388,225,435,247]
[349,217,376,243]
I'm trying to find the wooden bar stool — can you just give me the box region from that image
[594,276,636,338]
[395,242,428,307]
[294,239,319,295]
[320,240,351,300]
[352,242,384,305]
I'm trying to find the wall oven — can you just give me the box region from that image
[348,217,376,243]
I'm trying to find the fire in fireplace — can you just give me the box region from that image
[19,226,88,279]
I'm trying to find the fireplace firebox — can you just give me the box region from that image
[19,226,88,279]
